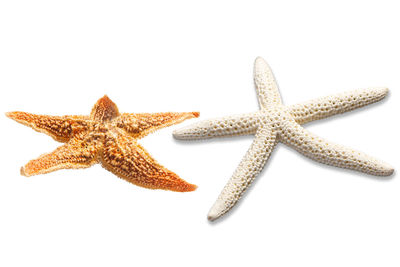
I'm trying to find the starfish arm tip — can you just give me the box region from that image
[207,214,217,222]
[379,87,389,95]
[186,183,198,192]
[370,160,394,176]
[177,182,197,192]
[207,206,222,221]
[370,87,389,99]
[5,111,17,120]
[172,123,206,140]
[192,112,200,118]
[20,166,30,177]
[254,56,264,63]
[172,128,185,139]
[381,164,394,176]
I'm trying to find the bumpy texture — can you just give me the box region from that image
[173,57,394,220]
[7,95,199,192]
[207,125,276,220]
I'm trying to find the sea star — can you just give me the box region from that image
[6,95,199,192]
[173,57,394,220]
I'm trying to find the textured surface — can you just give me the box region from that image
[174,57,394,220]
[7,96,199,192]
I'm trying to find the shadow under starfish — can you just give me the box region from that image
[6,95,199,192]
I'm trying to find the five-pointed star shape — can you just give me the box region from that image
[173,57,394,220]
[7,95,199,192]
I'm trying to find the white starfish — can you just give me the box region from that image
[173,57,394,221]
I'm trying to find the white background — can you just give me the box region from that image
[0,1,399,266]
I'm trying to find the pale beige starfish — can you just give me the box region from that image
[6,95,199,192]
[173,57,394,220]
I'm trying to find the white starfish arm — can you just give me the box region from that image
[208,125,277,221]
[254,57,282,107]
[173,113,258,140]
[288,87,388,125]
[280,119,394,176]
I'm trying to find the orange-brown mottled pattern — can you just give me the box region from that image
[6,95,199,192]
[5,112,89,142]
[113,112,201,138]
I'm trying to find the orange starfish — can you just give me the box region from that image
[6,96,199,192]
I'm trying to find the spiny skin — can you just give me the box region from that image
[173,57,394,220]
[6,96,199,192]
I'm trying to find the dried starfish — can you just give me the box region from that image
[6,96,199,192]
[173,57,394,220]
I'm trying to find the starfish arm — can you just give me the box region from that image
[288,87,388,125]
[100,130,197,192]
[90,95,120,122]
[113,112,199,138]
[173,113,258,140]
[254,57,282,108]
[6,112,90,142]
[280,119,394,176]
[208,125,277,221]
[21,133,100,176]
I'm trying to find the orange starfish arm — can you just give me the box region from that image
[6,112,90,142]
[90,95,120,122]
[21,133,100,176]
[113,112,199,138]
[100,131,197,192]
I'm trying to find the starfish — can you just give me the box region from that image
[173,57,394,220]
[6,95,199,192]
